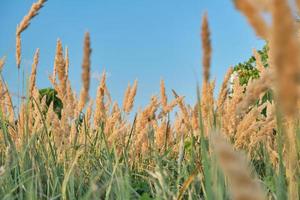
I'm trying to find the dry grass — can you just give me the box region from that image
[16,0,46,68]
[78,32,92,113]
[234,0,269,39]
[211,131,265,200]
[1,0,300,199]
[201,12,211,84]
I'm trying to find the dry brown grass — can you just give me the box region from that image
[0,57,6,71]
[211,131,265,200]
[78,32,92,114]
[270,1,300,198]
[16,0,46,68]
[234,0,269,39]
[236,69,274,117]
[3,0,300,198]
[201,12,211,84]
[29,49,39,97]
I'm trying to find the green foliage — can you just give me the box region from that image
[233,45,269,85]
[38,88,85,129]
[233,44,273,107]
[39,88,63,118]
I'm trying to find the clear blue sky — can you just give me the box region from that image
[0,0,264,109]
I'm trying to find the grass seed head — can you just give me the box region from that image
[201,12,212,83]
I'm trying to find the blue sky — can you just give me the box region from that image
[0,0,265,109]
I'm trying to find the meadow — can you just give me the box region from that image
[1,0,300,199]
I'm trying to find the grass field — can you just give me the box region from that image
[1,0,300,199]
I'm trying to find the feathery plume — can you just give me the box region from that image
[16,34,21,68]
[222,77,245,136]
[0,56,6,71]
[65,47,69,78]
[46,102,55,126]
[268,3,300,191]
[94,72,107,127]
[171,90,186,120]
[217,67,233,114]
[192,104,199,131]
[85,100,93,128]
[4,88,14,124]
[201,80,215,134]
[200,13,214,134]
[270,3,300,186]
[253,49,265,73]
[78,32,91,113]
[123,80,138,113]
[65,79,76,118]
[248,103,276,158]
[155,119,168,150]
[236,69,274,116]
[135,96,160,135]
[177,97,190,128]
[16,0,46,68]
[124,80,138,113]
[82,32,91,95]
[105,103,122,140]
[270,0,300,117]
[16,0,46,34]
[18,104,26,137]
[54,39,67,98]
[144,96,159,120]
[234,0,269,39]
[0,80,14,124]
[134,97,160,155]
[29,49,39,97]
[160,79,168,112]
[234,107,262,149]
[201,13,212,83]
[165,98,180,113]
[0,81,6,116]
[123,84,131,112]
[211,131,265,200]
[52,63,56,83]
